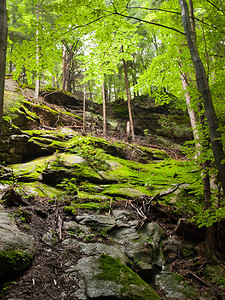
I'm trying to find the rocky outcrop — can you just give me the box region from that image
[74,254,161,300]
[0,205,35,277]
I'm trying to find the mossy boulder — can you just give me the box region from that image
[0,205,35,277]
[74,254,161,299]
[155,271,198,299]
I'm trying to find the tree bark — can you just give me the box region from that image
[179,0,225,193]
[34,0,40,101]
[102,80,107,137]
[180,70,200,154]
[122,47,135,143]
[83,84,86,134]
[62,43,73,92]
[0,0,7,133]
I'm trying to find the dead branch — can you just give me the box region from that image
[128,183,185,229]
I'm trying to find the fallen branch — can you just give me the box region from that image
[128,183,185,229]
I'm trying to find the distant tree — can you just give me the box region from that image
[0,0,7,133]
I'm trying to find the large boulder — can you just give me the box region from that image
[0,205,35,277]
[74,254,161,300]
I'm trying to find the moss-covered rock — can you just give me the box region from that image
[0,205,35,277]
[75,254,161,299]
[155,271,198,299]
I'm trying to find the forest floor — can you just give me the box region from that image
[1,190,225,300]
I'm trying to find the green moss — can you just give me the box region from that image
[17,182,68,199]
[205,265,225,288]
[156,272,198,299]
[33,103,59,115]
[64,205,77,215]
[0,250,33,275]
[62,110,82,120]
[0,281,16,298]
[74,202,109,211]
[12,156,51,181]
[97,254,161,299]
[19,83,34,89]
[78,190,110,200]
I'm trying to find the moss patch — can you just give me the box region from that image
[0,250,33,276]
[155,272,198,299]
[97,254,161,299]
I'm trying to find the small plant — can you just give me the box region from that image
[57,178,78,195]
[143,129,149,136]
[145,178,153,189]
[68,137,109,171]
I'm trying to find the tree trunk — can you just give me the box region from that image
[179,0,225,193]
[62,44,73,92]
[9,44,13,74]
[180,71,200,153]
[62,45,67,90]
[102,80,107,137]
[83,84,86,134]
[34,0,40,101]
[0,0,7,134]
[122,47,135,143]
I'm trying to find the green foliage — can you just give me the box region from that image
[68,136,109,171]
[190,206,225,228]
[0,282,16,298]
[57,178,78,195]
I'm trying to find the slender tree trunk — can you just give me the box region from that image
[0,0,7,134]
[102,80,107,137]
[179,0,225,193]
[52,76,55,88]
[203,159,221,262]
[62,45,67,90]
[88,81,93,102]
[122,47,135,143]
[83,84,86,134]
[9,44,13,74]
[62,44,73,92]
[180,71,200,153]
[34,0,40,101]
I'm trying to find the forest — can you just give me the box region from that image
[0,0,225,299]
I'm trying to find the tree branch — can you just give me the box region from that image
[127,6,181,16]
[112,12,185,35]
[126,6,218,29]
[205,0,222,12]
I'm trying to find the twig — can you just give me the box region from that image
[188,272,210,287]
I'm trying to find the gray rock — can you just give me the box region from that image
[109,222,165,271]
[74,255,161,300]
[0,205,35,276]
[10,134,30,143]
[163,237,181,264]
[42,230,58,247]
[155,271,198,299]
[61,154,85,166]
[75,213,116,230]
[62,238,80,248]
[77,242,129,265]
[63,221,90,233]
[113,209,132,220]
[63,221,91,239]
